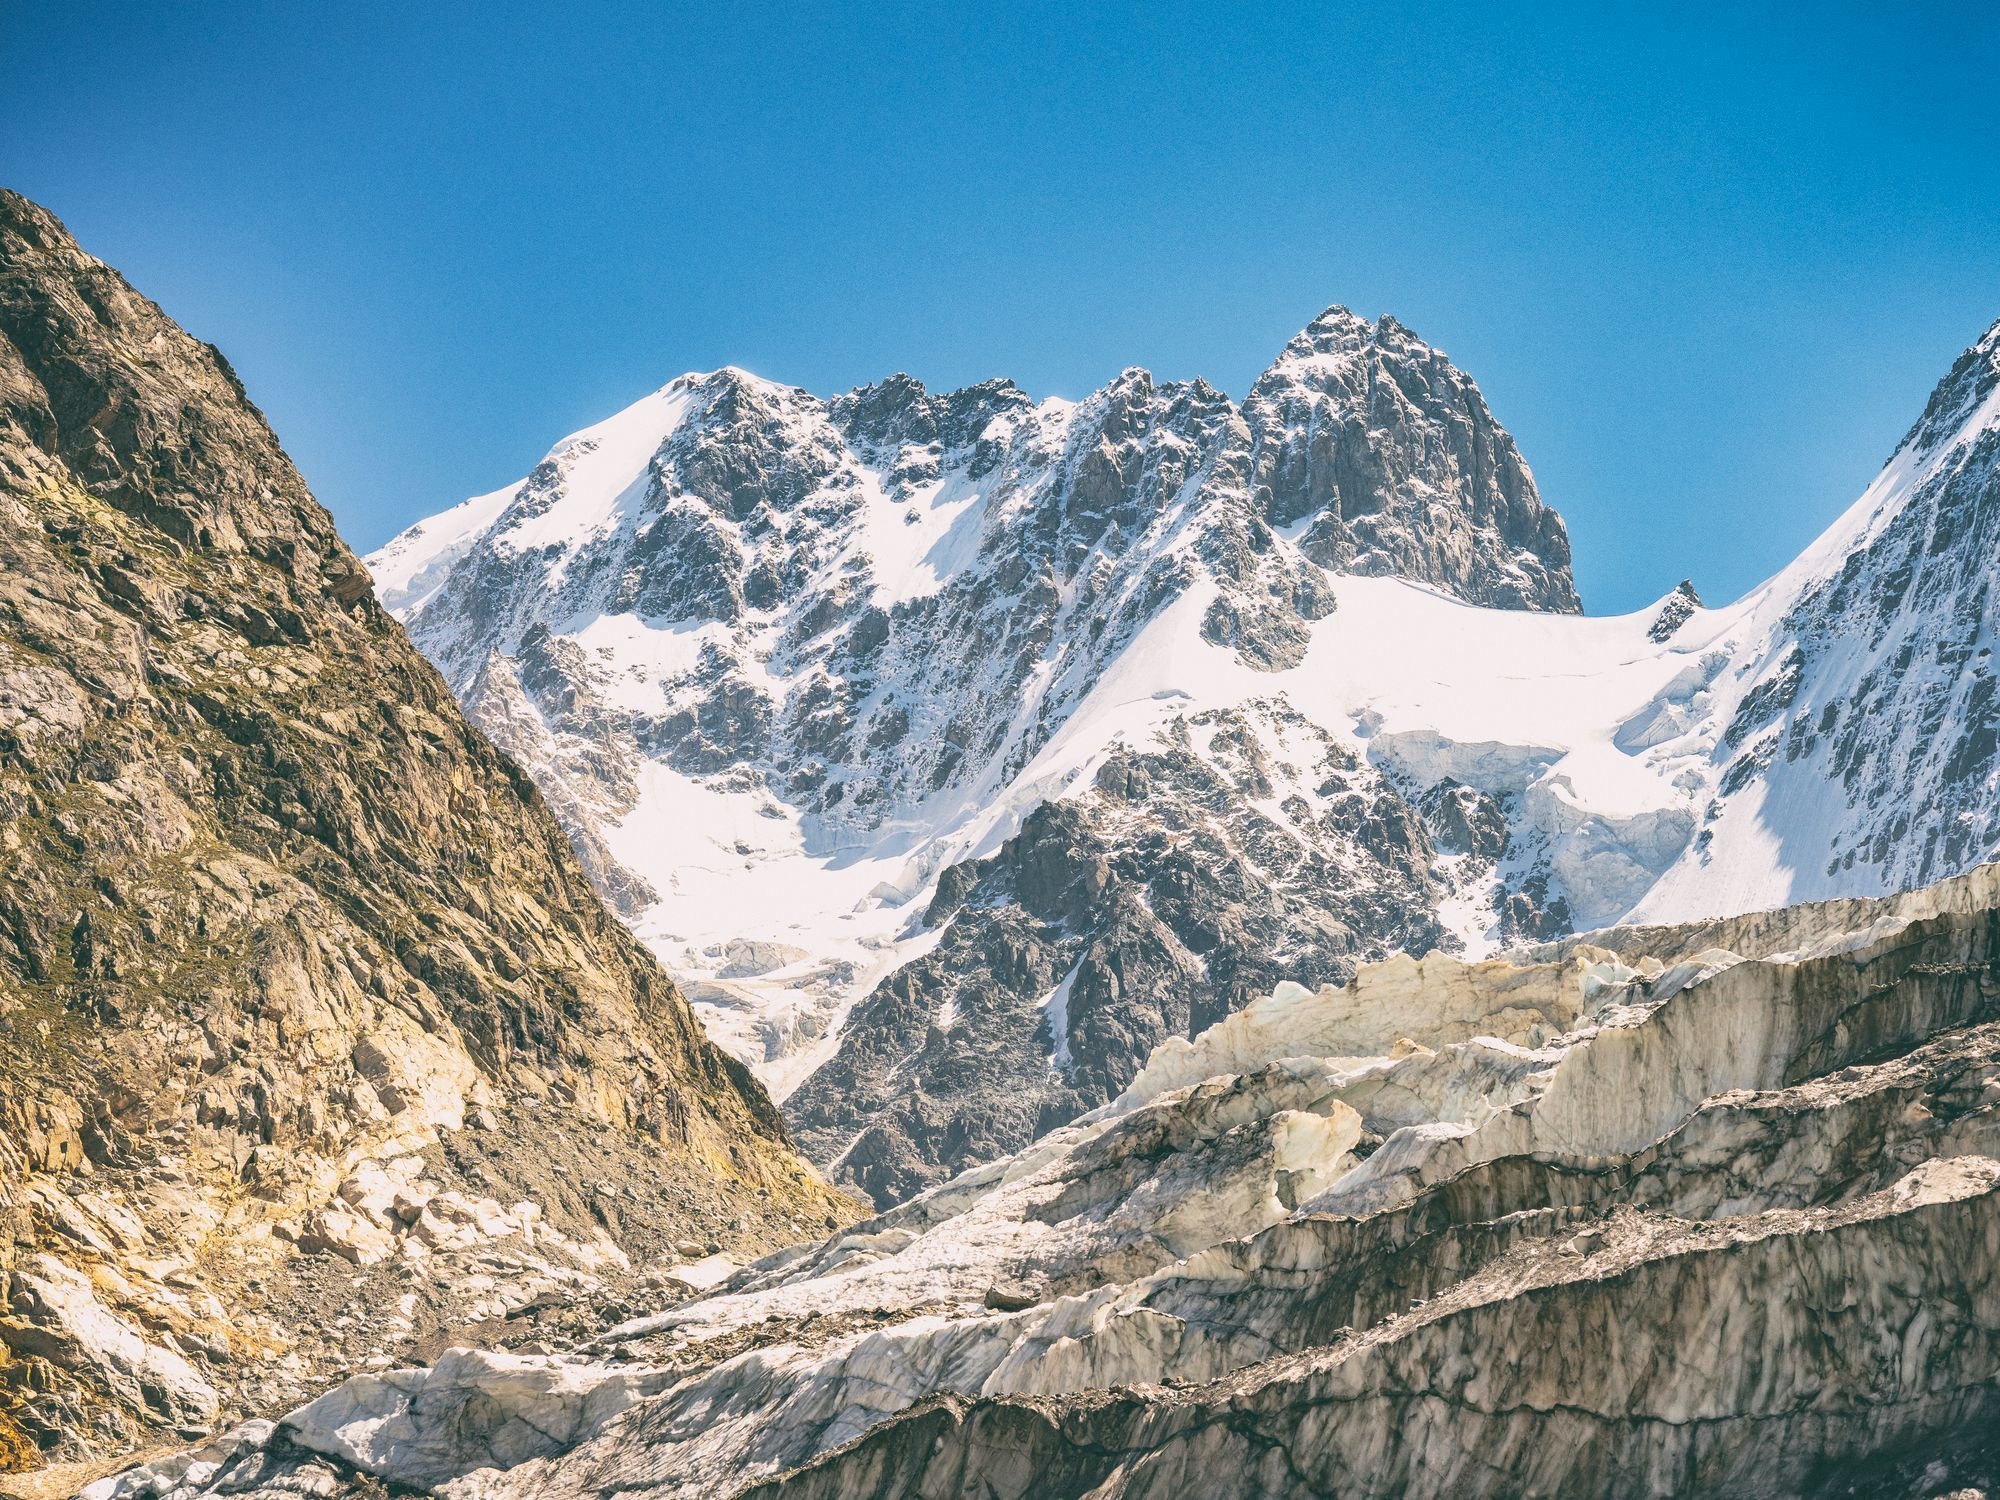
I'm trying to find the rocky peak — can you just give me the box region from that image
[1244,304,1579,612]
[1255,303,1422,377]
[1898,315,2000,462]
[830,371,938,454]
[1646,578,1702,641]
[829,373,1032,486]
[659,369,844,524]
[936,377,1033,457]
[0,195,358,596]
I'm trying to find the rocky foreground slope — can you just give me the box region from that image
[0,192,853,1481]
[98,855,2000,1498]
[373,299,2000,1212]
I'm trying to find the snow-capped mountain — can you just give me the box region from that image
[368,310,2000,1207]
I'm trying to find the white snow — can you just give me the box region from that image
[603,759,946,1100]
[839,466,991,606]
[471,564,1746,1077]
[492,385,697,573]
[1042,960,1083,1073]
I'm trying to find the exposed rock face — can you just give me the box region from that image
[101,858,2000,1499]
[1243,311,1577,612]
[785,701,1453,1206]
[0,191,853,1477]
[1646,577,1700,641]
[369,311,2000,1213]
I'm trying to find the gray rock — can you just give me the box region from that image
[786,704,1452,1207]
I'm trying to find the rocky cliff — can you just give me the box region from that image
[0,191,853,1482]
[97,856,2000,1499]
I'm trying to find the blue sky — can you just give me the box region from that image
[4,2,1997,613]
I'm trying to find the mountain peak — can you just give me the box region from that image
[1646,578,1703,641]
[1895,315,2000,462]
[1275,305,1431,366]
[693,363,809,401]
[1299,302,1372,335]
[1246,305,1579,613]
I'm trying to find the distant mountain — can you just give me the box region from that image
[0,190,850,1473]
[372,308,2000,1207]
[1628,317,2000,918]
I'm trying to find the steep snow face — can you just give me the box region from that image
[369,314,2000,1208]
[1631,318,2000,921]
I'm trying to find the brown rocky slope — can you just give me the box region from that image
[0,190,855,1482]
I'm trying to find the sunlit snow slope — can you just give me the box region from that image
[370,311,2000,1206]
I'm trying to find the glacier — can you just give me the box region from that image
[95,854,2000,1498]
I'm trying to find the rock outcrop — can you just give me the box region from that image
[1243,309,1577,612]
[96,857,2000,1498]
[0,190,855,1480]
[784,701,1454,1206]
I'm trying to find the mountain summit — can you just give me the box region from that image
[368,310,1578,1195]
[1245,307,1577,611]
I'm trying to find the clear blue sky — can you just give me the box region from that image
[5,2,1997,613]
